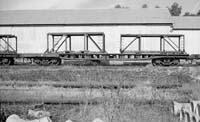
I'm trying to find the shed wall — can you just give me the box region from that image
[0,25,171,53]
[172,30,200,54]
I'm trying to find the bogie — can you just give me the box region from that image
[33,58,61,66]
[152,58,180,66]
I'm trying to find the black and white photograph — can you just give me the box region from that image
[0,0,200,122]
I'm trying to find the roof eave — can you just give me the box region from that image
[0,23,173,26]
[173,28,200,30]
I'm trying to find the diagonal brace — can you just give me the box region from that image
[121,37,138,53]
[55,37,68,52]
[88,35,103,52]
[53,36,66,49]
[163,38,177,51]
[165,37,178,48]
[1,38,15,51]
[0,40,6,50]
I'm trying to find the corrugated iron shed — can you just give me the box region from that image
[173,17,200,30]
[0,9,172,26]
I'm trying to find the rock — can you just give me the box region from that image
[92,118,104,122]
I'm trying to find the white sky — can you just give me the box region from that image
[0,0,200,14]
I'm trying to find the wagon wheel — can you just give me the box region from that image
[172,59,180,66]
[152,59,156,66]
[152,59,162,66]
[50,58,61,65]
[41,59,51,66]
[91,60,101,66]
[1,58,12,65]
[55,58,61,65]
[92,62,98,66]
[33,59,42,65]
[161,59,172,66]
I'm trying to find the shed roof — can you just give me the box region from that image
[0,9,172,26]
[173,17,200,30]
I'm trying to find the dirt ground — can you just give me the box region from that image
[1,65,200,122]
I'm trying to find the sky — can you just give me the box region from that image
[0,0,200,14]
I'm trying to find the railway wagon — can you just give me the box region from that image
[0,33,196,66]
[0,34,61,65]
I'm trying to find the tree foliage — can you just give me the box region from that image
[142,4,148,8]
[155,5,160,8]
[183,10,200,16]
[168,2,182,16]
[184,12,196,16]
[115,4,122,8]
[197,10,200,16]
[114,4,129,9]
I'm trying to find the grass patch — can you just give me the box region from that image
[1,65,200,122]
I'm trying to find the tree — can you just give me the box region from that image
[114,4,129,9]
[183,10,200,16]
[168,2,182,16]
[184,12,190,16]
[115,4,122,8]
[183,12,196,16]
[142,4,148,8]
[197,10,200,16]
[155,5,160,8]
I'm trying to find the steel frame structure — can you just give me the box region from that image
[46,32,106,53]
[0,34,194,66]
[0,35,18,65]
[0,34,17,53]
[120,34,185,54]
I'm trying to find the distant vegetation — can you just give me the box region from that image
[114,2,200,16]
[142,4,148,8]
[184,10,200,16]
[168,2,182,16]
[168,2,200,16]
[114,4,129,9]
[155,5,160,8]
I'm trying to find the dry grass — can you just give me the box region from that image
[1,65,200,122]
[0,66,194,85]
[0,94,179,122]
